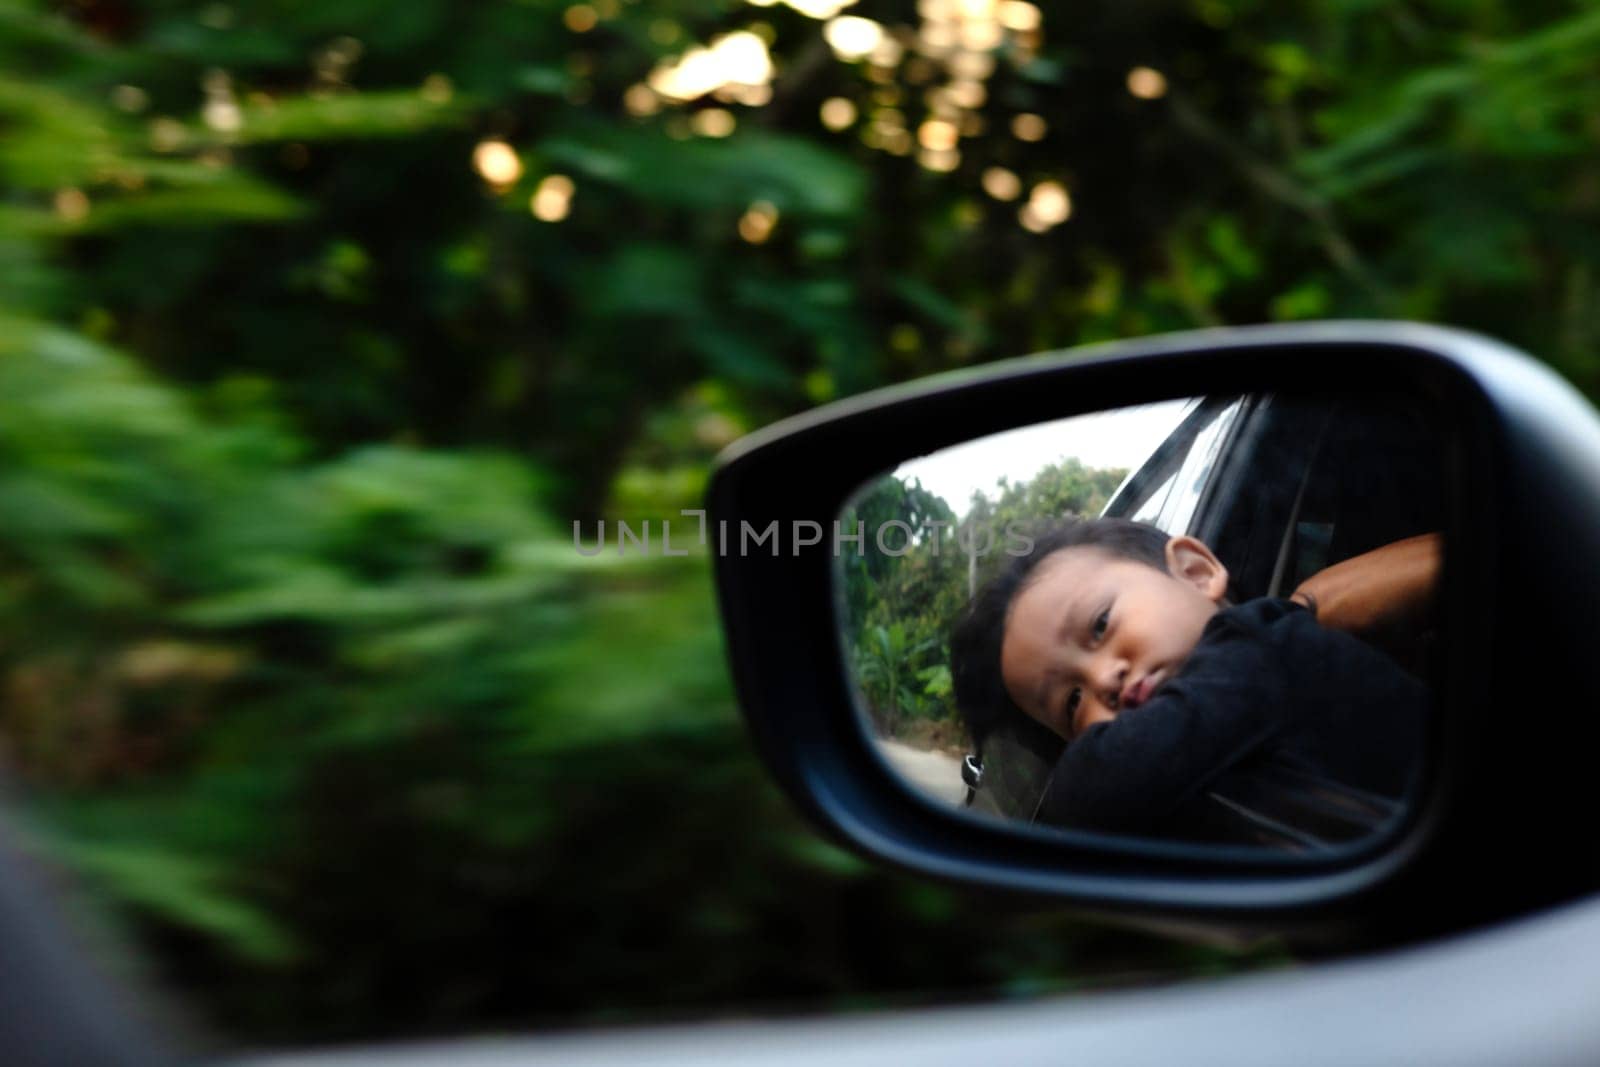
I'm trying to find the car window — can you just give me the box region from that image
[1157,398,1243,534]
[1129,467,1178,524]
[1108,398,1245,533]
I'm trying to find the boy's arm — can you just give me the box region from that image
[1290,532,1440,635]
[1036,620,1286,835]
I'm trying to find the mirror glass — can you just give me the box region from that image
[835,393,1444,853]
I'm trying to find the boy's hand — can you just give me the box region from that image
[1290,533,1441,634]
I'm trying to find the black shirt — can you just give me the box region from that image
[1035,598,1427,846]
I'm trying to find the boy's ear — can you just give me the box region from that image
[1165,536,1229,603]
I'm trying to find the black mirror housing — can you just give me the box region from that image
[709,322,1600,946]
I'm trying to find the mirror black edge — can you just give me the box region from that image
[708,321,1600,947]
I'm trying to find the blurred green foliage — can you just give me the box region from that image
[0,0,1596,1048]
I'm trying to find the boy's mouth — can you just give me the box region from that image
[1122,670,1165,710]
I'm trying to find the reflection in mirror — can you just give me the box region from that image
[835,394,1444,853]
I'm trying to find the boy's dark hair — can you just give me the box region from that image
[948,517,1171,754]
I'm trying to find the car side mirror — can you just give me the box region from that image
[709,322,1600,946]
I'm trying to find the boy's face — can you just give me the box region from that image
[999,537,1229,741]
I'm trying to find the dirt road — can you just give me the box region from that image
[876,739,965,806]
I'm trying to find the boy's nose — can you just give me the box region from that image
[1094,659,1129,709]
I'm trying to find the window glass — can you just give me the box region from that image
[1160,399,1243,534]
[1130,469,1179,524]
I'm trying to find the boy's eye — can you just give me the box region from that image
[1091,608,1110,641]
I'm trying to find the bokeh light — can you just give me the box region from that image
[819,96,857,130]
[948,50,995,80]
[998,0,1042,31]
[729,82,773,105]
[738,200,779,243]
[564,4,598,32]
[917,118,959,151]
[1011,112,1047,141]
[472,140,523,187]
[869,36,904,67]
[1028,180,1072,225]
[624,83,660,116]
[981,166,1021,201]
[691,108,737,137]
[1127,66,1169,99]
[824,15,884,60]
[756,0,858,18]
[919,20,957,52]
[947,78,986,109]
[959,18,1002,50]
[1018,203,1049,233]
[649,31,774,101]
[531,174,575,221]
